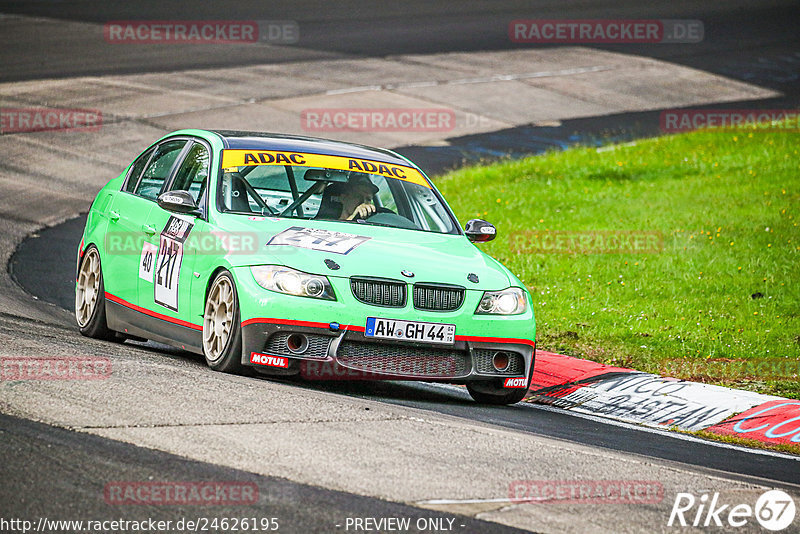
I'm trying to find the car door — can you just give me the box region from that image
[104,139,187,309]
[138,139,211,337]
[103,145,155,305]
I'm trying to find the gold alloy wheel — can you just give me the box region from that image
[203,275,235,363]
[75,247,101,328]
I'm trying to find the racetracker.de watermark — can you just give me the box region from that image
[660,109,800,132]
[509,19,703,43]
[105,231,261,256]
[511,230,664,254]
[0,108,102,134]
[299,358,458,380]
[509,480,664,504]
[104,20,299,44]
[1,357,111,381]
[104,481,259,505]
[301,108,458,133]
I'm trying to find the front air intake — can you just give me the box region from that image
[350,277,407,307]
[413,283,465,311]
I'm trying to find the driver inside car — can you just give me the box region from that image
[316,172,379,220]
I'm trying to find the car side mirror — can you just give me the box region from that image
[465,219,497,243]
[157,190,201,216]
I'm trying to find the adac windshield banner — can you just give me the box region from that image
[220,150,431,189]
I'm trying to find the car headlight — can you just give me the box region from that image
[251,266,336,300]
[475,287,527,315]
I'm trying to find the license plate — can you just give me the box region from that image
[365,317,455,345]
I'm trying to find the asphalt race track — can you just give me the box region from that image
[10,214,800,489]
[2,2,799,533]
[1,0,799,171]
[0,413,528,534]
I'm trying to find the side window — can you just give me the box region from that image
[134,140,187,200]
[124,147,155,193]
[171,142,209,203]
[408,186,454,233]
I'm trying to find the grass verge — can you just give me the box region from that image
[437,126,799,399]
[684,429,800,456]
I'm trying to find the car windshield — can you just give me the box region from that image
[218,158,459,235]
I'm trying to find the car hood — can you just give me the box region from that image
[224,218,515,290]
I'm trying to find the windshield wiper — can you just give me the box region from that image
[354,219,394,227]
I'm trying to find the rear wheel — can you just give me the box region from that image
[202,271,243,373]
[75,246,115,340]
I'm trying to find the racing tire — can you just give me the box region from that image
[75,245,116,340]
[466,347,536,405]
[202,271,243,373]
[466,381,529,405]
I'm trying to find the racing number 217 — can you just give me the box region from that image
[156,239,179,290]
[154,236,184,311]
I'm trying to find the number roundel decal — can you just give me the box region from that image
[154,216,194,311]
[266,226,370,255]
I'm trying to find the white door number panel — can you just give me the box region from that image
[139,241,158,282]
[365,317,455,345]
[154,216,194,311]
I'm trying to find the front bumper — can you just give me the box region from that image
[240,320,535,383]
[232,266,535,384]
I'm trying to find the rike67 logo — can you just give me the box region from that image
[668,490,796,531]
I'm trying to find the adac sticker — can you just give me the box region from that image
[504,377,527,388]
[250,352,289,368]
[220,149,431,189]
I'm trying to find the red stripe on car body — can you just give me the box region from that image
[104,292,202,331]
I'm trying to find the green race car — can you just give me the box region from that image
[75,129,536,404]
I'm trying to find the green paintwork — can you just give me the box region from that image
[79,129,535,346]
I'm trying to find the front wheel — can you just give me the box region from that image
[466,381,529,405]
[202,271,243,373]
[468,347,536,405]
[75,246,116,340]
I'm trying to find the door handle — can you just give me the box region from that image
[109,210,120,222]
[142,224,157,236]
